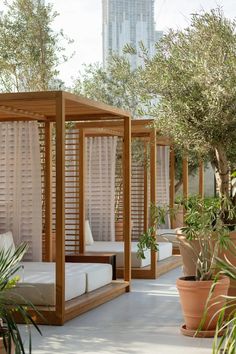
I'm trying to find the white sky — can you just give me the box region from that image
[1,0,236,85]
[51,0,236,86]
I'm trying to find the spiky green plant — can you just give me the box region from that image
[210,256,236,354]
[0,243,42,353]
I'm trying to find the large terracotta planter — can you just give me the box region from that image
[177,230,236,283]
[0,336,15,354]
[176,275,230,333]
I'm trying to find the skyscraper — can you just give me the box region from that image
[102,0,162,68]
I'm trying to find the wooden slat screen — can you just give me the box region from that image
[39,123,46,259]
[115,138,148,241]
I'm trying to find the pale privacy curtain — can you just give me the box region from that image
[156,146,170,228]
[86,137,117,241]
[0,122,42,261]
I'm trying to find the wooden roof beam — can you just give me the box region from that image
[84,128,124,137]
[0,105,47,121]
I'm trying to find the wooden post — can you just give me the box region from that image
[150,129,157,279]
[44,121,53,261]
[169,147,175,228]
[143,142,148,232]
[182,156,188,218]
[79,129,86,254]
[199,161,204,198]
[55,92,65,324]
[123,116,131,288]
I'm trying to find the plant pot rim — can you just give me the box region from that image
[180,324,225,338]
[177,275,230,287]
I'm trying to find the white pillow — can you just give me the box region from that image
[0,231,16,255]
[85,220,94,245]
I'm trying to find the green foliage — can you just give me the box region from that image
[137,205,168,260]
[0,0,72,91]
[211,254,236,353]
[73,54,148,118]
[136,8,236,197]
[180,195,235,280]
[0,243,42,353]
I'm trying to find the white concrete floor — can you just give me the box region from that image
[24,267,213,354]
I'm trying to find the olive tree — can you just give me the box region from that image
[141,8,236,200]
[0,0,72,91]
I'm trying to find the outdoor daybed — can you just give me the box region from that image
[86,240,173,268]
[15,262,113,306]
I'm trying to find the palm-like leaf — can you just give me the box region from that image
[0,243,42,353]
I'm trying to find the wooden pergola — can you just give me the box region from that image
[68,118,182,279]
[0,91,132,325]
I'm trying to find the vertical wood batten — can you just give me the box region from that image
[182,156,189,218]
[150,129,157,278]
[169,147,175,228]
[199,161,204,197]
[79,129,85,254]
[55,92,65,324]
[143,142,148,232]
[44,122,53,261]
[123,116,131,287]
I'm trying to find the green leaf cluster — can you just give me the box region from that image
[0,0,72,92]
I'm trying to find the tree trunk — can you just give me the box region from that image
[214,145,230,197]
[175,165,197,193]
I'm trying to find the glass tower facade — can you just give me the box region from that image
[102,0,162,68]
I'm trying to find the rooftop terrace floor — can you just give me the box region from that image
[26,267,213,354]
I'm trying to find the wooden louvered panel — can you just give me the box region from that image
[115,138,148,241]
[64,127,80,254]
[39,123,46,260]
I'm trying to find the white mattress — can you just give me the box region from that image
[86,241,172,268]
[13,262,112,306]
[157,229,178,242]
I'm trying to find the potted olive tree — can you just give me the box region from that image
[0,243,41,353]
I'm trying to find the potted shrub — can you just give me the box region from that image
[137,201,231,337]
[176,195,236,297]
[0,243,41,353]
[176,199,232,337]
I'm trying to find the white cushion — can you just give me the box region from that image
[85,220,94,245]
[76,263,112,292]
[157,242,173,261]
[86,241,173,267]
[15,263,87,306]
[0,231,15,255]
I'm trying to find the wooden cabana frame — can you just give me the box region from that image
[71,118,181,279]
[0,91,131,325]
[115,119,182,279]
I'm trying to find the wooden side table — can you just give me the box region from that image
[65,253,116,280]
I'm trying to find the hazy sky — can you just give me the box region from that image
[51,0,236,85]
[1,0,236,85]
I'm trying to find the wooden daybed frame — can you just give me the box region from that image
[68,119,182,279]
[0,91,132,325]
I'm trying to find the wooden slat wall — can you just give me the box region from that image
[42,126,81,258]
[39,123,46,260]
[115,138,147,241]
[64,127,80,254]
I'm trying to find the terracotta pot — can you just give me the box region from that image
[219,231,236,298]
[172,205,184,229]
[176,275,230,332]
[176,230,199,276]
[0,336,15,354]
[177,230,236,288]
